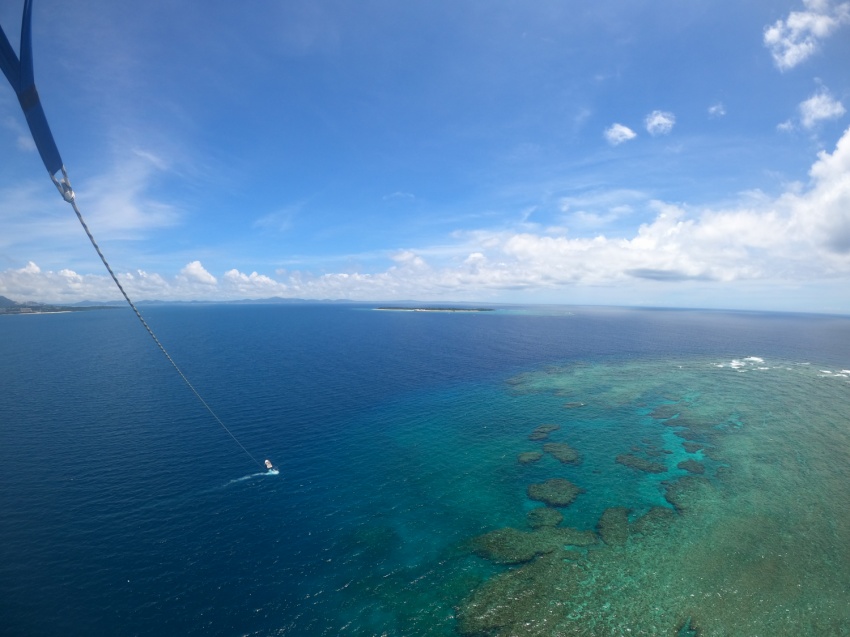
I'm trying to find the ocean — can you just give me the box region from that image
[1,304,849,636]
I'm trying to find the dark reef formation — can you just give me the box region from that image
[457,550,585,636]
[471,526,597,565]
[517,451,543,465]
[597,507,630,546]
[526,507,563,529]
[471,528,552,564]
[664,476,712,514]
[527,478,583,507]
[528,424,560,441]
[630,506,676,536]
[616,453,667,473]
[650,404,681,420]
[542,442,581,464]
[678,459,705,474]
[682,442,703,453]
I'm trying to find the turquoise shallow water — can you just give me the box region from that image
[1,305,849,636]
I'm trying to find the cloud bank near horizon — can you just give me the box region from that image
[3,126,850,312]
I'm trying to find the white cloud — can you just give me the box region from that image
[645,110,676,136]
[763,0,850,71]
[708,103,726,118]
[604,123,637,146]
[3,128,850,309]
[392,250,428,269]
[558,189,645,228]
[75,150,182,240]
[180,261,217,285]
[799,89,846,128]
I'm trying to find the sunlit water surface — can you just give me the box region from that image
[1,305,849,636]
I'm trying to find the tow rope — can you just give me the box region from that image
[2,0,268,472]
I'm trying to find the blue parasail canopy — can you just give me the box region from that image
[0,0,64,177]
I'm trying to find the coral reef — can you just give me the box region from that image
[456,550,585,635]
[616,453,666,473]
[664,476,712,514]
[471,526,597,564]
[682,442,703,453]
[527,478,583,506]
[651,404,681,419]
[674,429,704,442]
[517,451,543,465]
[678,459,705,474]
[529,424,560,441]
[703,447,723,461]
[526,507,563,529]
[542,442,581,464]
[539,526,597,548]
[630,506,676,536]
[597,507,630,546]
[470,528,552,564]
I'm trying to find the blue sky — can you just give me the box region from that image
[2,0,849,312]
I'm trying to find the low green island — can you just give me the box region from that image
[0,295,118,316]
[375,306,494,312]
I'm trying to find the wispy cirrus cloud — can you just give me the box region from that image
[76,149,183,240]
[763,0,850,71]
[253,201,305,233]
[708,102,726,118]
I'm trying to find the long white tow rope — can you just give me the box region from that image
[2,1,267,472]
[56,170,265,471]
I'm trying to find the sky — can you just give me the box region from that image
[1,0,850,312]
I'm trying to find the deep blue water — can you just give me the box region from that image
[2,304,849,636]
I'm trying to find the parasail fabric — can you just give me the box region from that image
[0,0,64,176]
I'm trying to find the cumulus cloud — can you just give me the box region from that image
[763,0,850,71]
[799,89,846,128]
[644,110,676,136]
[3,128,850,306]
[180,261,217,285]
[604,123,637,146]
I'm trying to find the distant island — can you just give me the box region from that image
[0,295,119,316]
[375,307,494,312]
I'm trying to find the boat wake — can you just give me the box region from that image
[222,468,280,488]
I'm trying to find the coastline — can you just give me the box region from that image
[375,307,494,313]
